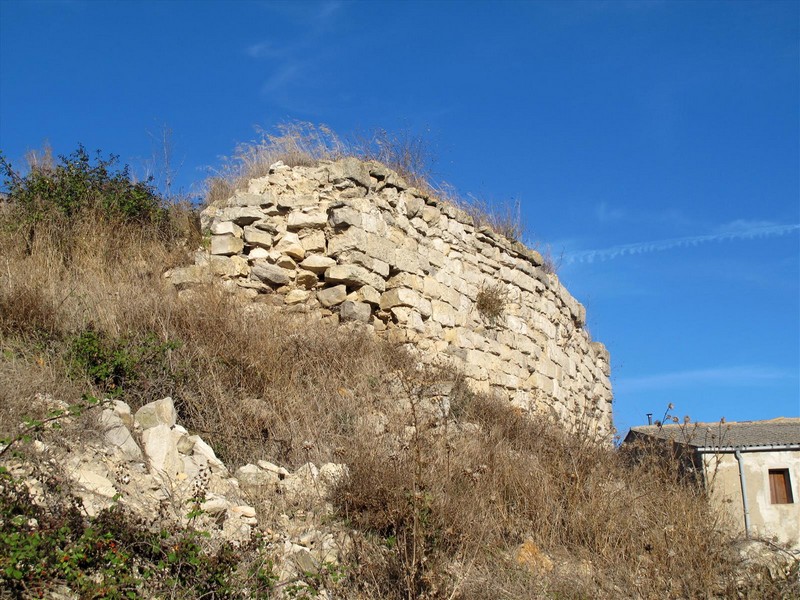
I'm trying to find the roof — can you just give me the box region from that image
[625,417,800,450]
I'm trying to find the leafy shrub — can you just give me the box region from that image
[0,467,265,598]
[69,327,180,398]
[0,145,164,224]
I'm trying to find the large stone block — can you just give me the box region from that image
[210,234,244,256]
[299,255,336,273]
[380,287,423,311]
[340,300,372,323]
[274,232,305,260]
[288,211,328,230]
[317,285,347,307]
[135,397,177,430]
[325,264,386,292]
[243,226,273,248]
[251,262,292,286]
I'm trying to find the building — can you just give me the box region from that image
[624,417,800,549]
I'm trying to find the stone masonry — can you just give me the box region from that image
[168,157,613,436]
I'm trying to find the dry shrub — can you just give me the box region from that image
[205,122,347,205]
[334,389,786,599]
[456,195,525,242]
[475,281,509,326]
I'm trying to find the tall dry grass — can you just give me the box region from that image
[203,122,528,247]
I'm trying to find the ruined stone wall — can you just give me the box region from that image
[173,158,612,435]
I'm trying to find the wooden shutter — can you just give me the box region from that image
[769,469,793,504]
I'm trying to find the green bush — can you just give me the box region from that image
[69,328,180,398]
[0,145,164,224]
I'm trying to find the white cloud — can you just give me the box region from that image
[565,221,799,264]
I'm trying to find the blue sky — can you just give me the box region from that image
[1,0,798,435]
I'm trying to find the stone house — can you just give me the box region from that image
[624,417,800,549]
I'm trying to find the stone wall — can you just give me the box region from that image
[171,157,612,436]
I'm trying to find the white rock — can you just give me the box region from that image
[142,424,183,479]
[135,397,177,430]
[299,255,336,273]
[210,235,244,256]
[98,409,142,461]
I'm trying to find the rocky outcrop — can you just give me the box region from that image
[167,158,613,437]
[4,395,351,588]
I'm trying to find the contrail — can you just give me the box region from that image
[564,223,800,265]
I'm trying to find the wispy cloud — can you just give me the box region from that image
[594,201,626,223]
[245,1,347,109]
[616,365,795,394]
[565,220,799,264]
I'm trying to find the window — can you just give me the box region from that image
[769,469,794,504]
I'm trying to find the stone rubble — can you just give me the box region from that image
[5,396,351,591]
[167,157,613,436]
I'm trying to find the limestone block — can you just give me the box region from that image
[390,307,425,333]
[135,397,177,430]
[404,194,425,218]
[275,255,297,269]
[285,289,311,304]
[417,297,432,319]
[210,221,243,237]
[386,272,423,291]
[236,464,279,489]
[295,269,319,289]
[274,232,305,260]
[243,226,273,248]
[251,262,292,286]
[230,191,273,207]
[247,175,270,194]
[300,255,336,273]
[349,285,381,306]
[329,206,362,228]
[431,300,456,327]
[340,301,372,323]
[209,255,250,277]
[379,287,423,311]
[142,424,183,479]
[328,157,373,188]
[328,227,367,257]
[361,211,386,235]
[363,233,396,264]
[422,205,441,224]
[317,285,347,307]
[99,409,142,461]
[210,234,244,256]
[325,265,385,292]
[288,211,328,230]
[190,436,228,476]
[299,229,326,253]
[277,194,318,210]
[76,469,118,499]
[217,207,263,226]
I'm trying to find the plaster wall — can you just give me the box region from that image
[704,450,800,549]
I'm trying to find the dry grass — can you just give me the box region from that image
[475,281,509,326]
[203,122,528,249]
[334,390,795,599]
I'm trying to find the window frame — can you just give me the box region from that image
[768,468,794,504]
